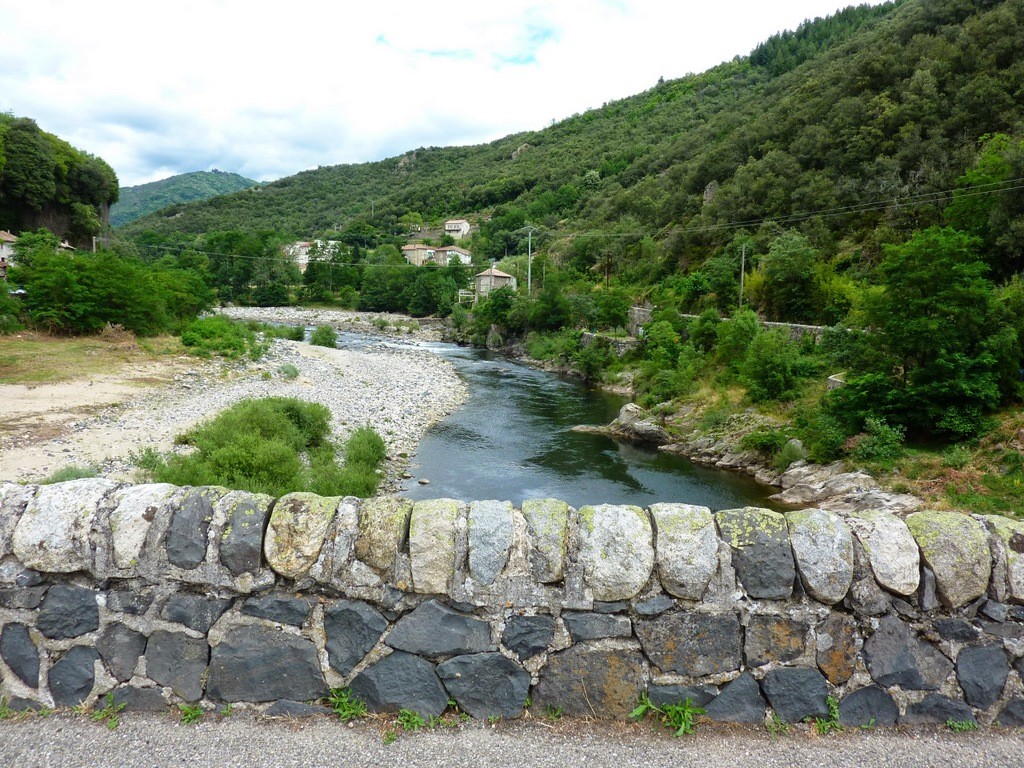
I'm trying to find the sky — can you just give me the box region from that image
[1,1,880,187]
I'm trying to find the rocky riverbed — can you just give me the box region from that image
[0,329,466,487]
[218,305,447,341]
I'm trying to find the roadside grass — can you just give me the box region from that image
[0,333,182,385]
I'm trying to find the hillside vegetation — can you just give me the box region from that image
[0,114,118,245]
[111,170,261,228]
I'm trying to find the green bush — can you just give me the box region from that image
[310,324,337,348]
[740,429,788,458]
[0,291,24,334]
[144,397,386,498]
[278,363,300,379]
[774,440,807,471]
[180,316,267,360]
[741,329,800,402]
[850,417,905,466]
[41,465,98,484]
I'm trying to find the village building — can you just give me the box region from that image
[444,219,471,240]
[402,244,473,267]
[474,266,516,297]
[285,240,341,273]
[0,231,17,280]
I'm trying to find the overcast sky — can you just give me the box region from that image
[1,1,879,187]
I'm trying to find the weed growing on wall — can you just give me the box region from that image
[630,692,704,737]
[328,688,367,722]
[90,693,126,730]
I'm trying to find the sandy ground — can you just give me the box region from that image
[0,356,217,482]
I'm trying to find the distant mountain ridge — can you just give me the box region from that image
[111,170,262,227]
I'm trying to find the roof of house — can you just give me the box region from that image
[0,231,18,243]
[439,246,471,255]
[402,243,432,251]
[475,267,514,279]
[445,219,470,226]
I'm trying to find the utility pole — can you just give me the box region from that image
[739,244,746,310]
[525,226,538,295]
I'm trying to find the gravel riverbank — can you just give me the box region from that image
[0,329,466,486]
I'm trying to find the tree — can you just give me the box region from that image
[839,226,1019,438]
[759,232,821,323]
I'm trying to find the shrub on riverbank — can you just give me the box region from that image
[310,324,337,348]
[180,316,268,360]
[142,397,386,497]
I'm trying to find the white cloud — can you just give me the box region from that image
[0,0,878,186]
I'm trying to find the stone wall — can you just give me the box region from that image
[1,479,1023,727]
[628,306,829,343]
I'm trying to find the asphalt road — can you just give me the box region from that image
[1,714,1022,768]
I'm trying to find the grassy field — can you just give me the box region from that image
[0,331,184,385]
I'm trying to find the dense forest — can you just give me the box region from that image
[111,170,262,228]
[0,114,119,245]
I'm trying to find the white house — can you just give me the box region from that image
[431,246,472,266]
[444,219,471,240]
[285,240,341,272]
[0,231,17,280]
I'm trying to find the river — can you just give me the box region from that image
[336,333,777,510]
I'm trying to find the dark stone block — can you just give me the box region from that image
[105,591,154,616]
[838,686,898,728]
[744,615,807,667]
[165,487,217,569]
[1016,655,1024,680]
[1,623,39,688]
[37,585,99,639]
[936,619,979,643]
[242,596,311,627]
[635,611,741,677]
[385,600,492,657]
[864,616,952,690]
[49,647,99,708]
[110,686,168,713]
[7,697,42,712]
[760,667,829,723]
[647,684,718,709]
[716,508,795,599]
[891,598,918,619]
[533,646,644,720]
[15,570,42,587]
[438,652,531,719]
[145,630,209,702]
[816,613,857,685]
[920,566,939,612]
[265,699,333,718]
[0,586,47,609]
[207,626,327,703]
[634,594,674,617]
[901,694,976,726]
[956,644,1009,710]
[324,600,389,676]
[1009,606,1024,623]
[502,615,555,660]
[979,621,1024,640]
[562,611,631,642]
[980,600,1009,622]
[704,672,765,724]
[219,494,271,576]
[349,650,449,718]
[592,601,629,614]
[97,623,146,682]
[161,593,232,633]
[996,698,1024,727]
[846,540,889,617]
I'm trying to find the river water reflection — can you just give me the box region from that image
[339,334,778,510]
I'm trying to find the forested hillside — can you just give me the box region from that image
[0,114,119,246]
[125,0,1022,279]
[111,170,262,227]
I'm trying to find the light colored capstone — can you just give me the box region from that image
[0,482,36,558]
[786,507,853,605]
[578,504,654,601]
[355,496,413,572]
[263,492,340,579]
[110,483,178,569]
[650,503,717,600]
[12,478,119,573]
[982,515,1024,603]
[845,509,920,597]
[521,498,569,583]
[468,500,514,586]
[409,498,461,594]
[906,510,991,609]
